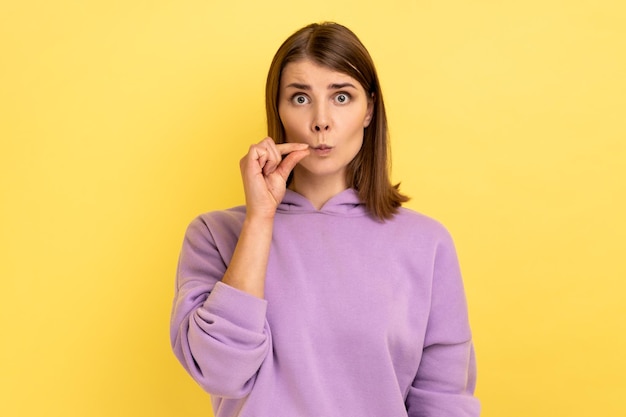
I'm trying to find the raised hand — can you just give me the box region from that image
[240,137,309,219]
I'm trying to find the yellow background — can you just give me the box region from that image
[1,1,624,416]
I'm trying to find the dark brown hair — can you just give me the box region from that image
[265,22,409,220]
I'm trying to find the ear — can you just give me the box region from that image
[363,93,375,128]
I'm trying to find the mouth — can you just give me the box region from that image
[311,144,333,156]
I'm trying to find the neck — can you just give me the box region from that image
[289,168,348,210]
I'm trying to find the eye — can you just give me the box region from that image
[334,92,351,104]
[291,94,310,105]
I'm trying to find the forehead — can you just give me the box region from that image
[280,59,361,88]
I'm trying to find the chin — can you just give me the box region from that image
[296,160,347,179]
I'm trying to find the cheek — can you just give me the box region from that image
[279,110,307,140]
[345,111,369,136]
[341,104,369,128]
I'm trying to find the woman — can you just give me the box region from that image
[171,22,480,416]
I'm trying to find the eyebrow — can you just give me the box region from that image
[285,82,358,90]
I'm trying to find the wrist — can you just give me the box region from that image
[242,213,275,237]
[244,208,277,224]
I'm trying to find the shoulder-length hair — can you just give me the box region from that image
[265,22,409,220]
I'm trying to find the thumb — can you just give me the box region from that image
[275,148,310,181]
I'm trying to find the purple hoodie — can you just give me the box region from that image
[171,189,480,416]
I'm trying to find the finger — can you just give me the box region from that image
[260,146,281,176]
[255,138,277,161]
[275,148,310,180]
[276,142,310,156]
[263,142,309,178]
[252,138,277,158]
[266,142,308,175]
[255,148,270,173]
[240,143,269,176]
[259,138,293,176]
[265,138,282,161]
[244,138,301,176]
[262,154,278,176]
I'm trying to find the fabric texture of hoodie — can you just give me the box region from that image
[170,189,480,416]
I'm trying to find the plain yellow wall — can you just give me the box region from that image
[2,1,625,416]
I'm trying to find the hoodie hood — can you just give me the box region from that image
[277,188,367,217]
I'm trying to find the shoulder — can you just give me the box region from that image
[185,205,247,243]
[383,207,458,254]
[392,207,453,238]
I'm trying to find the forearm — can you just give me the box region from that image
[221,139,308,299]
[171,214,271,398]
[172,281,269,397]
[221,214,274,299]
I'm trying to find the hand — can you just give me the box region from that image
[240,137,309,219]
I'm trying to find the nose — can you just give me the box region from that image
[312,103,330,132]
[314,123,329,132]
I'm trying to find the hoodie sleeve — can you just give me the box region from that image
[170,214,270,398]
[405,229,481,416]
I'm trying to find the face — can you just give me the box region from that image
[278,59,373,187]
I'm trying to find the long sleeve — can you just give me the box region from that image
[170,214,270,398]
[405,230,481,416]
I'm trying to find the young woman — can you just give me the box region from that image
[171,22,480,416]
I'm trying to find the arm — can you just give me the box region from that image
[406,231,481,416]
[222,138,309,299]
[170,215,269,397]
[170,138,309,397]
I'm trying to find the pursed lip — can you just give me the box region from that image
[311,144,334,156]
